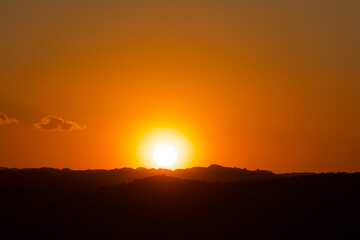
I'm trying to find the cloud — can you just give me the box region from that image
[33,115,86,131]
[0,112,18,126]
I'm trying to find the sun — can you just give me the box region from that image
[137,128,194,169]
[153,144,178,167]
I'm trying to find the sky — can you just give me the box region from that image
[0,0,359,172]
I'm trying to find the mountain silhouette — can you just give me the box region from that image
[0,165,314,191]
[0,171,359,239]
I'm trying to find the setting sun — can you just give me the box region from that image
[137,128,194,169]
[153,144,178,167]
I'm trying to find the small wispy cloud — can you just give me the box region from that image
[0,112,18,126]
[33,115,86,131]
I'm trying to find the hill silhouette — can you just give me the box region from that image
[0,165,313,191]
[0,166,358,239]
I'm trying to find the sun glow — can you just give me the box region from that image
[137,128,193,169]
[153,144,178,167]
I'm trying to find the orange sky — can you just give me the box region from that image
[1,0,359,172]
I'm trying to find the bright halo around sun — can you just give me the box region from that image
[137,128,193,169]
[153,144,178,167]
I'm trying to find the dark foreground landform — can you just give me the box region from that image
[0,166,359,239]
[0,165,312,190]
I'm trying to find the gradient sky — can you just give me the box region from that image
[1,0,359,172]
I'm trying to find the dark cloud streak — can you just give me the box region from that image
[0,112,18,126]
[33,115,86,131]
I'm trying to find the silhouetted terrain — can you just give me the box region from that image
[0,165,313,191]
[0,167,359,239]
